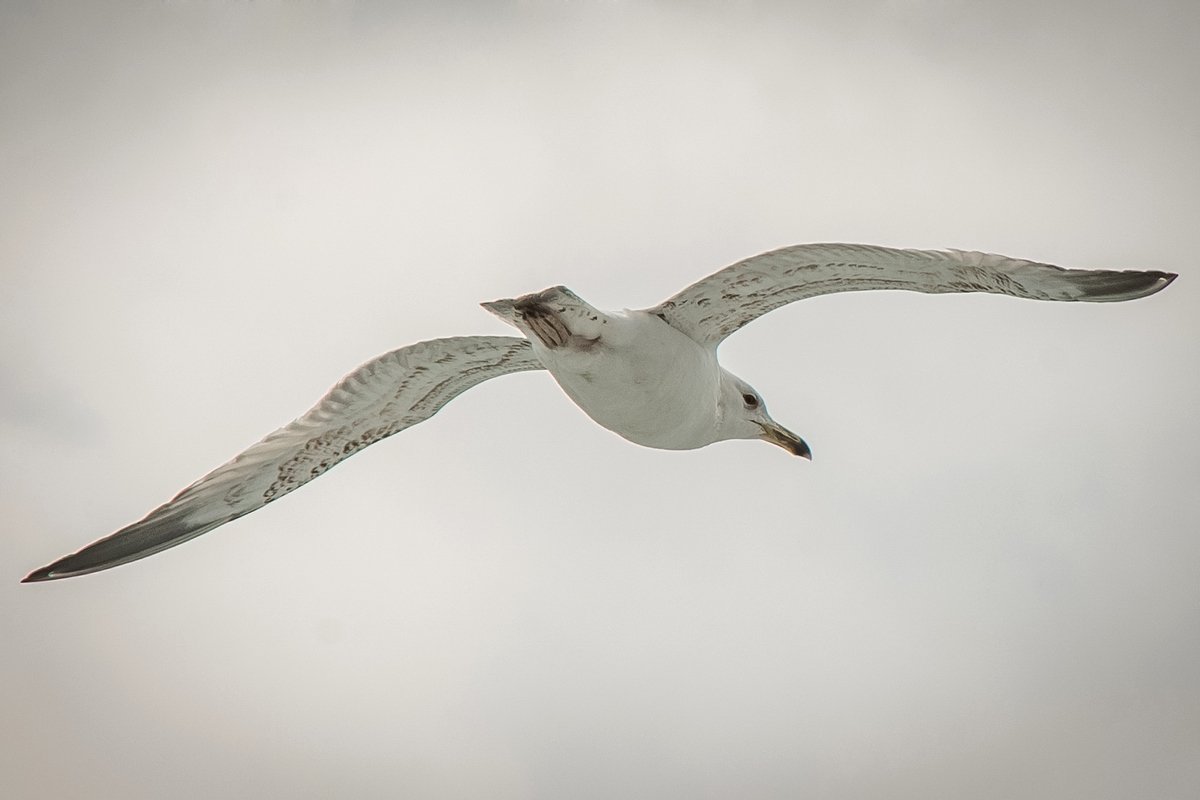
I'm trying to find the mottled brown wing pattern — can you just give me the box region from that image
[24,336,543,581]
[650,243,1176,347]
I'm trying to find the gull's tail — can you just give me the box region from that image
[482,286,607,349]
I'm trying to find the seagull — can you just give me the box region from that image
[23,243,1175,582]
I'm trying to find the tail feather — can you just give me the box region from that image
[481,297,520,328]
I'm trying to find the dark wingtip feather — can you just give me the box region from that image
[1134,270,1177,296]
[1086,269,1177,301]
[19,508,225,584]
[21,549,108,582]
[21,563,65,583]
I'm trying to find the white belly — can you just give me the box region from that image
[530,310,722,450]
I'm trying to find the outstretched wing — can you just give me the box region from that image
[649,243,1177,347]
[23,336,543,582]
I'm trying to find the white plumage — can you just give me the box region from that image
[24,243,1175,581]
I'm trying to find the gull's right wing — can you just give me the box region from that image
[23,336,544,582]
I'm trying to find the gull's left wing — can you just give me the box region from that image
[23,336,543,582]
[649,243,1176,347]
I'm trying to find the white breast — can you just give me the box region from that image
[530,310,722,450]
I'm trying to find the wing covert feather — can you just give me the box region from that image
[650,243,1176,346]
[24,336,543,581]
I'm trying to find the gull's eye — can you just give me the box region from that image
[742,393,759,409]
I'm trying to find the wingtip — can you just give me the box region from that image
[21,564,60,583]
[21,553,87,583]
[1087,268,1178,301]
[1138,270,1177,296]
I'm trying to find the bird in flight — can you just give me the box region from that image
[23,243,1175,582]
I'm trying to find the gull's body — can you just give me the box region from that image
[484,292,728,450]
[24,243,1175,582]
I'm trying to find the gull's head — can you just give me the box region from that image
[716,370,811,459]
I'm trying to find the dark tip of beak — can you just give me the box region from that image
[757,422,812,460]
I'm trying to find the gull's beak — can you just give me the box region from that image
[756,421,812,460]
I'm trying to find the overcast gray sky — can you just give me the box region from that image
[3,1,1198,798]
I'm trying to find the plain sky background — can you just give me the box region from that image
[2,1,1198,798]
